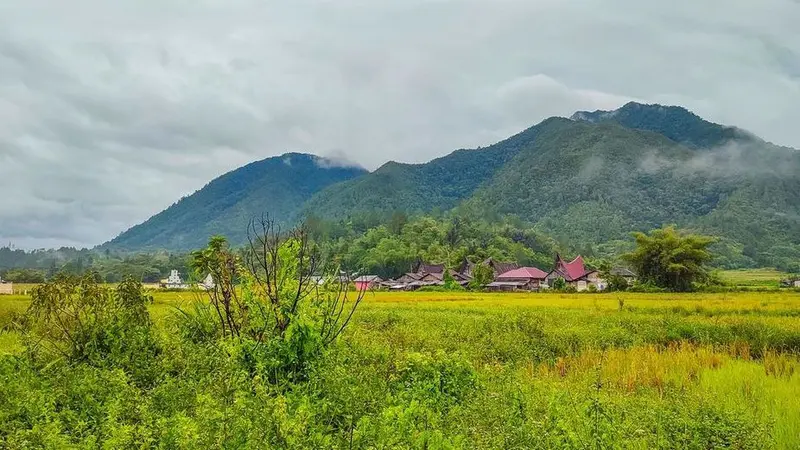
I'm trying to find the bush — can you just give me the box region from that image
[23,274,158,383]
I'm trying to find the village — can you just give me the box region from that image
[150,254,635,294]
[352,254,637,292]
[4,257,798,296]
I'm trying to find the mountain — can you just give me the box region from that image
[306,102,800,268]
[105,153,367,251]
[571,102,759,149]
[470,107,800,268]
[106,102,800,270]
[300,125,539,219]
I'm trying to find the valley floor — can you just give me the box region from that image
[1,290,799,448]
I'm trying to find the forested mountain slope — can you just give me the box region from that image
[103,103,800,270]
[469,109,800,269]
[105,153,367,251]
[571,102,759,149]
[300,124,540,219]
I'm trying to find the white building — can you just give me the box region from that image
[0,276,12,295]
[161,270,189,289]
[198,274,216,291]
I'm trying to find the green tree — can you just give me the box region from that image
[624,226,716,292]
[551,277,567,291]
[468,263,494,290]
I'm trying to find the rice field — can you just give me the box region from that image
[1,288,799,448]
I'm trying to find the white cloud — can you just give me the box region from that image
[0,0,799,248]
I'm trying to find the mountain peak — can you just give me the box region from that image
[571,102,695,123]
[275,152,365,171]
[571,102,757,149]
[104,152,367,251]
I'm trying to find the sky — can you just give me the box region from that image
[1,0,799,249]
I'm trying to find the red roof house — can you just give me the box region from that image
[354,275,383,291]
[546,254,603,291]
[497,267,549,281]
[487,266,548,291]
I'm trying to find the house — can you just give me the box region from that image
[413,262,446,275]
[487,267,548,291]
[160,270,189,290]
[0,276,12,295]
[485,258,521,277]
[610,267,637,285]
[781,278,800,288]
[354,275,383,291]
[457,257,519,278]
[198,274,215,291]
[390,262,472,290]
[545,254,605,291]
[311,275,351,286]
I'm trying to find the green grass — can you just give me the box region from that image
[718,268,793,288]
[1,290,799,448]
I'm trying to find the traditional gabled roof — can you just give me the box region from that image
[497,267,548,280]
[398,272,425,282]
[412,260,446,275]
[354,275,382,283]
[484,258,520,275]
[550,254,591,281]
[456,258,475,276]
[420,263,445,274]
[610,268,637,277]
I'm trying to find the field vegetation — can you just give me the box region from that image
[1,286,799,448]
[1,224,798,448]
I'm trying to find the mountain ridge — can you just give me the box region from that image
[102,102,800,269]
[105,153,367,251]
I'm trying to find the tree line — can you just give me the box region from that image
[2,212,724,292]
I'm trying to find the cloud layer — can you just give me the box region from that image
[1,0,799,248]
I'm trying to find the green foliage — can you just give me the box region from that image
[606,275,630,292]
[573,101,751,149]
[2,289,799,448]
[106,153,367,251]
[24,102,793,274]
[469,263,495,289]
[551,277,567,291]
[302,125,532,221]
[22,274,158,385]
[328,214,558,280]
[0,268,45,283]
[624,226,716,292]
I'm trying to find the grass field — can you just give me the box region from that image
[718,268,793,288]
[1,289,799,448]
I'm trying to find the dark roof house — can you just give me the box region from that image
[459,258,520,278]
[412,260,446,275]
[484,258,520,276]
[610,268,637,278]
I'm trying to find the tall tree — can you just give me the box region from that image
[624,226,716,292]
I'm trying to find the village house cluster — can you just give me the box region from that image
[355,254,637,292]
[154,254,637,293]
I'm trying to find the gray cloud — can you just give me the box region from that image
[1,0,799,248]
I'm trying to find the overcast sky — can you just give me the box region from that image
[1,0,799,249]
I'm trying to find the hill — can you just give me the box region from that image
[570,102,759,149]
[104,153,367,251]
[104,103,800,270]
[300,125,539,219]
[464,116,800,268]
